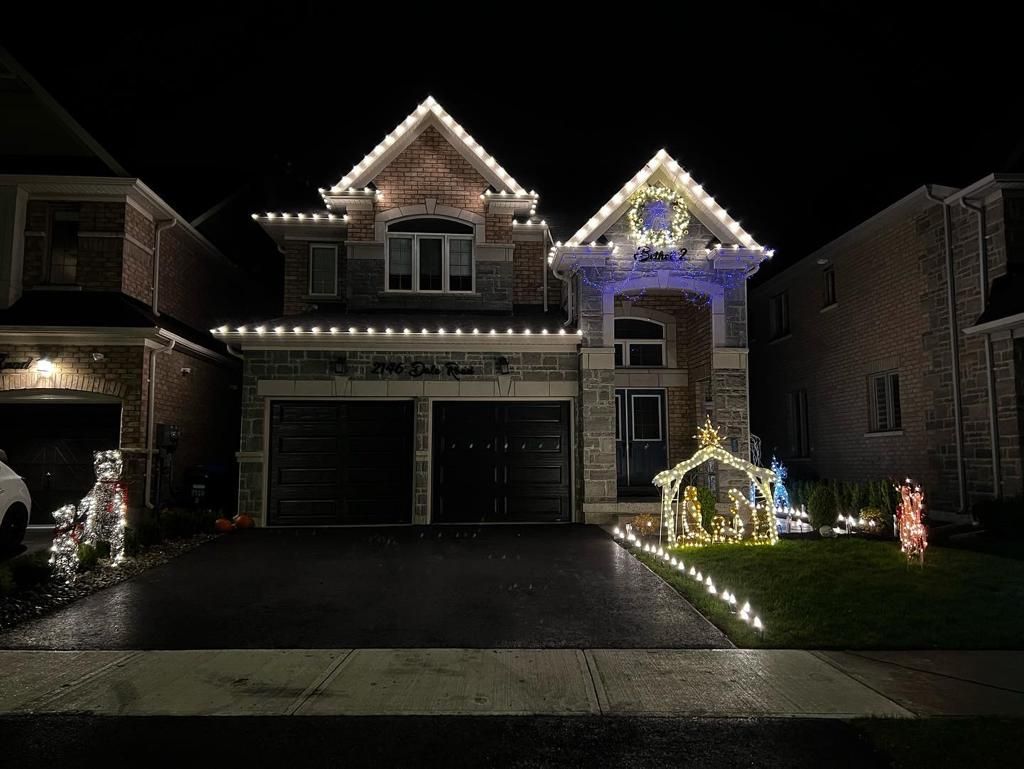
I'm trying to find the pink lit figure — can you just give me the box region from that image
[896,479,927,565]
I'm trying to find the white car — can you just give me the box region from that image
[0,457,31,549]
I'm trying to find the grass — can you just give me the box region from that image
[632,537,1024,648]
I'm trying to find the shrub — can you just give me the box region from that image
[77,543,99,571]
[858,506,891,535]
[695,487,718,531]
[807,484,837,529]
[137,514,163,547]
[629,513,660,538]
[123,527,140,557]
[973,496,1024,539]
[94,540,111,560]
[12,551,53,589]
[159,507,197,540]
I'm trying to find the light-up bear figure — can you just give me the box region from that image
[80,450,128,563]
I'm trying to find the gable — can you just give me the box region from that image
[327,97,526,196]
[373,126,490,212]
[567,150,762,251]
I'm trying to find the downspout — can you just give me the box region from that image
[152,218,177,316]
[961,197,1002,498]
[546,230,574,326]
[925,187,967,512]
[145,338,175,508]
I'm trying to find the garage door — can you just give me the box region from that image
[432,401,571,523]
[0,402,122,525]
[267,400,413,526]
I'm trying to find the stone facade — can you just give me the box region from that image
[750,182,1024,513]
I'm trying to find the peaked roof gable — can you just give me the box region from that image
[326,96,527,196]
[567,149,761,250]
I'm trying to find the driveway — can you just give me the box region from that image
[0,525,729,650]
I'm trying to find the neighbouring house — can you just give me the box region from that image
[749,177,1024,514]
[0,49,261,522]
[219,97,770,526]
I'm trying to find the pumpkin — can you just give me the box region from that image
[214,517,236,533]
[233,513,255,529]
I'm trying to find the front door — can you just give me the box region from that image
[615,389,667,496]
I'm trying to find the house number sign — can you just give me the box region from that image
[633,245,689,262]
[372,360,475,381]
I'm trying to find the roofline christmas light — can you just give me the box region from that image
[329,96,528,196]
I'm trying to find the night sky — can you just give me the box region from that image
[5,8,1022,280]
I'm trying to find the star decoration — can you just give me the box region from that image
[695,416,724,449]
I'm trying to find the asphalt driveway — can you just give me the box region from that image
[0,525,729,650]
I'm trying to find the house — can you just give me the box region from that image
[0,49,259,523]
[218,97,770,526]
[749,177,1024,513]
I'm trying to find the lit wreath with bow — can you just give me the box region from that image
[626,184,691,248]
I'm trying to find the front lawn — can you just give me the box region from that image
[632,537,1024,648]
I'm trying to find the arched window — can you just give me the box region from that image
[386,217,474,293]
[614,318,665,367]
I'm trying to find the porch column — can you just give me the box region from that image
[578,270,617,521]
[709,278,751,498]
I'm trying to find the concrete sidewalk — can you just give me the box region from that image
[4,648,1022,718]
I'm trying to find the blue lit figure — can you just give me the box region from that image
[642,199,672,237]
[770,455,790,509]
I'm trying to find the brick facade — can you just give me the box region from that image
[750,184,1024,512]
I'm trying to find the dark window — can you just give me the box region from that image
[49,212,79,284]
[628,343,664,367]
[787,389,809,457]
[823,268,837,307]
[388,237,413,290]
[386,218,473,293]
[418,237,444,291]
[631,395,662,440]
[769,292,790,338]
[388,217,472,234]
[614,318,665,368]
[448,237,473,292]
[309,245,338,295]
[614,318,663,339]
[870,372,901,432]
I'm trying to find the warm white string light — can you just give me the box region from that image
[612,526,764,635]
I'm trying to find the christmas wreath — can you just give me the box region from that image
[626,184,690,247]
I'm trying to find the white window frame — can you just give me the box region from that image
[308,244,339,297]
[613,319,666,368]
[869,371,901,432]
[385,229,475,294]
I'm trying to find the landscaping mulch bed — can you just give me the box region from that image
[0,534,217,633]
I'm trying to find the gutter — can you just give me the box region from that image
[960,196,1002,498]
[925,186,967,512]
[144,338,175,509]
[152,218,177,316]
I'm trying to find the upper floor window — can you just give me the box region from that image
[386,217,474,293]
[787,389,810,457]
[870,371,901,432]
[49,210,79,285]
[822,268,837,307]
[309,244,338,296]
[769,291,790,339]
[614,318,665,367]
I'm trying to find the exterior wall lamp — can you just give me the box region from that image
[36,356,55,376]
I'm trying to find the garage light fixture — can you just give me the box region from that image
[36,357,55,376]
